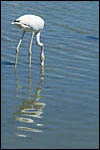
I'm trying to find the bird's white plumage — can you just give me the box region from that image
[12,14,44,32]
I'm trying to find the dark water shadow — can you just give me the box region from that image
[2,61,15,66]
[86,36,99,41]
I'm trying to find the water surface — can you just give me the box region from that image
[1,1,99,149]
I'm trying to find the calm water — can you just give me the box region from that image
[1,1,99,149]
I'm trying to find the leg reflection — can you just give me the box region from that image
[14,64,46,136]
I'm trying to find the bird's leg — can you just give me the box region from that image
[16,31,25,53]
[29,55,31,68]
[40,46,45,66]
[36,32,45,66]
[29,32,34,56]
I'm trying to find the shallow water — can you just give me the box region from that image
[1,1,99,149]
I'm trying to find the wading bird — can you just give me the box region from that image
[12,14,45,66]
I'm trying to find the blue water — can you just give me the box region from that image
[1,1,99,149]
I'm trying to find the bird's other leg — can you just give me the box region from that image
[16,31,25,53]
[36,32,45,66]
[29,32,34,56]
[40,46,45,66]
[29,55,31,68]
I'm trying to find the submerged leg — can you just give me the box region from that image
[36,32,45,66]
[15,52,19,69]
[16,31,25,53]
[29,32,34,56]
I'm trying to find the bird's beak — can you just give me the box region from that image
[11,22,14,24]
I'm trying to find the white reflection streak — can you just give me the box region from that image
[15,117,34,123]
[17,127,42,133]
[15,133,27,138]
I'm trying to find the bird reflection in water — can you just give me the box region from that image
[13,56,46,137]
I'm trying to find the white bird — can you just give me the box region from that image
[12,14,45,66]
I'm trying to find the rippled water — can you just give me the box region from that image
[1,1,99,149]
